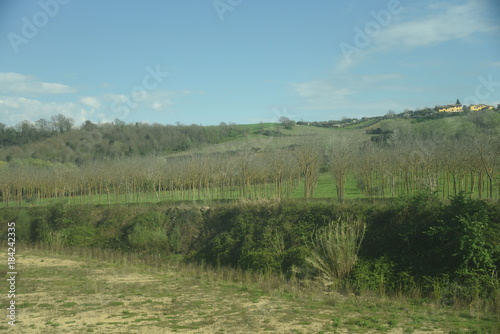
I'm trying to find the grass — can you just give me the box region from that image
[4,167,496,208]
[2,243,498,333]
[0,171,383,208]
[2,162,498,209]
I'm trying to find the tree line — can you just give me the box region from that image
[0,114,75,147]
[0,116,249,163]
[0,133,498,206]
[0,110,498,205]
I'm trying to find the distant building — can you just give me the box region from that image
[436,104,463,113]
[468,104,494,112]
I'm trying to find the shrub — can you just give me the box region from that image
[60,225,97,247]
[425,193,497,275]
[306,216,366,288]
[123,211,169,253]
[351,256,396,295]
[30,217,51,243]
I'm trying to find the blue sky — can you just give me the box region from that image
[0,0,499,126]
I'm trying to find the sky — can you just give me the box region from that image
[0,0,499,126]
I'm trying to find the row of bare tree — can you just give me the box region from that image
[328,135,499,200]
[0,135,498,206]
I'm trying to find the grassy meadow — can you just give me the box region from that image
[1,243,498,333]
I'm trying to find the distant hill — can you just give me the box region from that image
[0,107,498,165]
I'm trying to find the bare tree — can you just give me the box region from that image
[327,138,353,200]
[294,140,322,199]
[473,136,500,199]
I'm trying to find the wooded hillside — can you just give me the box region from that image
[0,110,499,205]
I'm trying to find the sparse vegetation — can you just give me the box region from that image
[1,243,498,333]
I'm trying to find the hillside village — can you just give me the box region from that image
[435,99,497,113]
[298,99,499,128]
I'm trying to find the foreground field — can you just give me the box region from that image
[1,246,498,333]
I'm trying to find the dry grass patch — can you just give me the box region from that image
[0,245,497,333]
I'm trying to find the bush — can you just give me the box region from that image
[351,256,396,295]
[60,225,97,247]
[306,216,366,288]
[13,209,31,242]
[30,217,51,243]
[425,193,497,275]
[123,211,169,253]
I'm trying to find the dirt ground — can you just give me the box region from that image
[0,250,490,333]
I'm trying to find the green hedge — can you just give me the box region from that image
[1,195,498,301]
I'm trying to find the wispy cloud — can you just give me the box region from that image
[293,81,355,100]
[0,72,76,96]
[338,0,500,71]
[79,96,101,109]
[374,1,497,49]
[483,61,500,67]
[291,73,416,114]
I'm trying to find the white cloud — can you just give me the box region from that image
[0,71,199,125]
[0,96,92,125]
[143,90,174,111]
[337,0,500,71]
[374,1,496,49]
[0,72,76,96]
[79,96,101,109]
